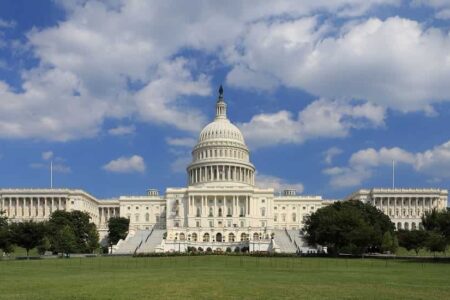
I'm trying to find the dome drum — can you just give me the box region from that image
[188,164,255,186]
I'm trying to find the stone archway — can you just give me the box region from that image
[216,232,223,242]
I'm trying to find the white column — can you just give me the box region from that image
[202,196,206,216]
[214,195,217,217]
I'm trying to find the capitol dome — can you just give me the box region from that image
[187,86,255,187]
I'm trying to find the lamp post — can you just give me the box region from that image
[248,226,252,253]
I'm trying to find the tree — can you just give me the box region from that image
[425,231,447,256]
[107,217,129,250]
[86,223,99,253]
[10,221,46,257]
[0,210,13,254]
[397,230,428,255]
[381,231,398,253]
[37,236,51,255]
[422,209,450,243]
[53,225,77,256]
[303,200,395,255]
[48,210,99,253]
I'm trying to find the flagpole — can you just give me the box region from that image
[51,160,53,189]
[392,160,395,189]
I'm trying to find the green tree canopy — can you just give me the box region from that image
[0,210,13,254]
[381,231,398,253]
[303,200,395,255]
[10,220,46,257]
[422,209,450,242]
[425,231,447,255]
[52,225,77,256]
[48,210,99,253]
[397,230,428,255]
[107,217,130,247]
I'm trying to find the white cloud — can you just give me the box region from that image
[412,0,450,19]
[42,151,54,160]
[103,155,146,173]
[30,162,71,173]
[0,0,404,141]
[170,155,191,173]
[0,19,15,29]
[166,137,197,148]
[227,16,450,113]
[166,136,196,173]
[108,125,136,136]
[239,98,385,148]
[256,173,304,193]
[323,147,343,164]
[30,151,71,173]
[324,140,450,188]
[134,58,211,132]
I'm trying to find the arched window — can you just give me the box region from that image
[274,214,278,222]
[203,233,210,242]
[240,233,247,241]
[292,213,296,222]
[411,222,416,230]
[218,208,223,217]
[228,233,235,242]
[397,222,402,230]
[196,207,201,217]
[192,233,198,242]
[261,207,266,217]
[145,213,150,222]
[253,232,260,240]
[180,233,185,241]
[209,207,213,217]
[227,206,232,216]
[404,222,409,230]
[216,233,223,242]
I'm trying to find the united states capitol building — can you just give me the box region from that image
[0,88,448,253]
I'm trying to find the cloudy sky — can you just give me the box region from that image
[1,0,450,200]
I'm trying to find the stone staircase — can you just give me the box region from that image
[272,229,297,253]
[113,229,151,254]
[136,229,166,253]
[286,229,322,254]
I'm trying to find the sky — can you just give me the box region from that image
[0,0,450,200]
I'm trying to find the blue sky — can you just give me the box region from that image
[1,0,450,200]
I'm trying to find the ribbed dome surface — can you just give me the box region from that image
[199,118,245,144]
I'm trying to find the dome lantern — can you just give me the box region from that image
[216,85,227,120]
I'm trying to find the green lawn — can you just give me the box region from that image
[0,256,449,299]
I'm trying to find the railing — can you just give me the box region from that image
[285,228,293,243]
[145,227,155,242]
[294,240,300,252]
[134,240,143,255]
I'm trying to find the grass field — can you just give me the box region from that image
[0,256,449,300]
